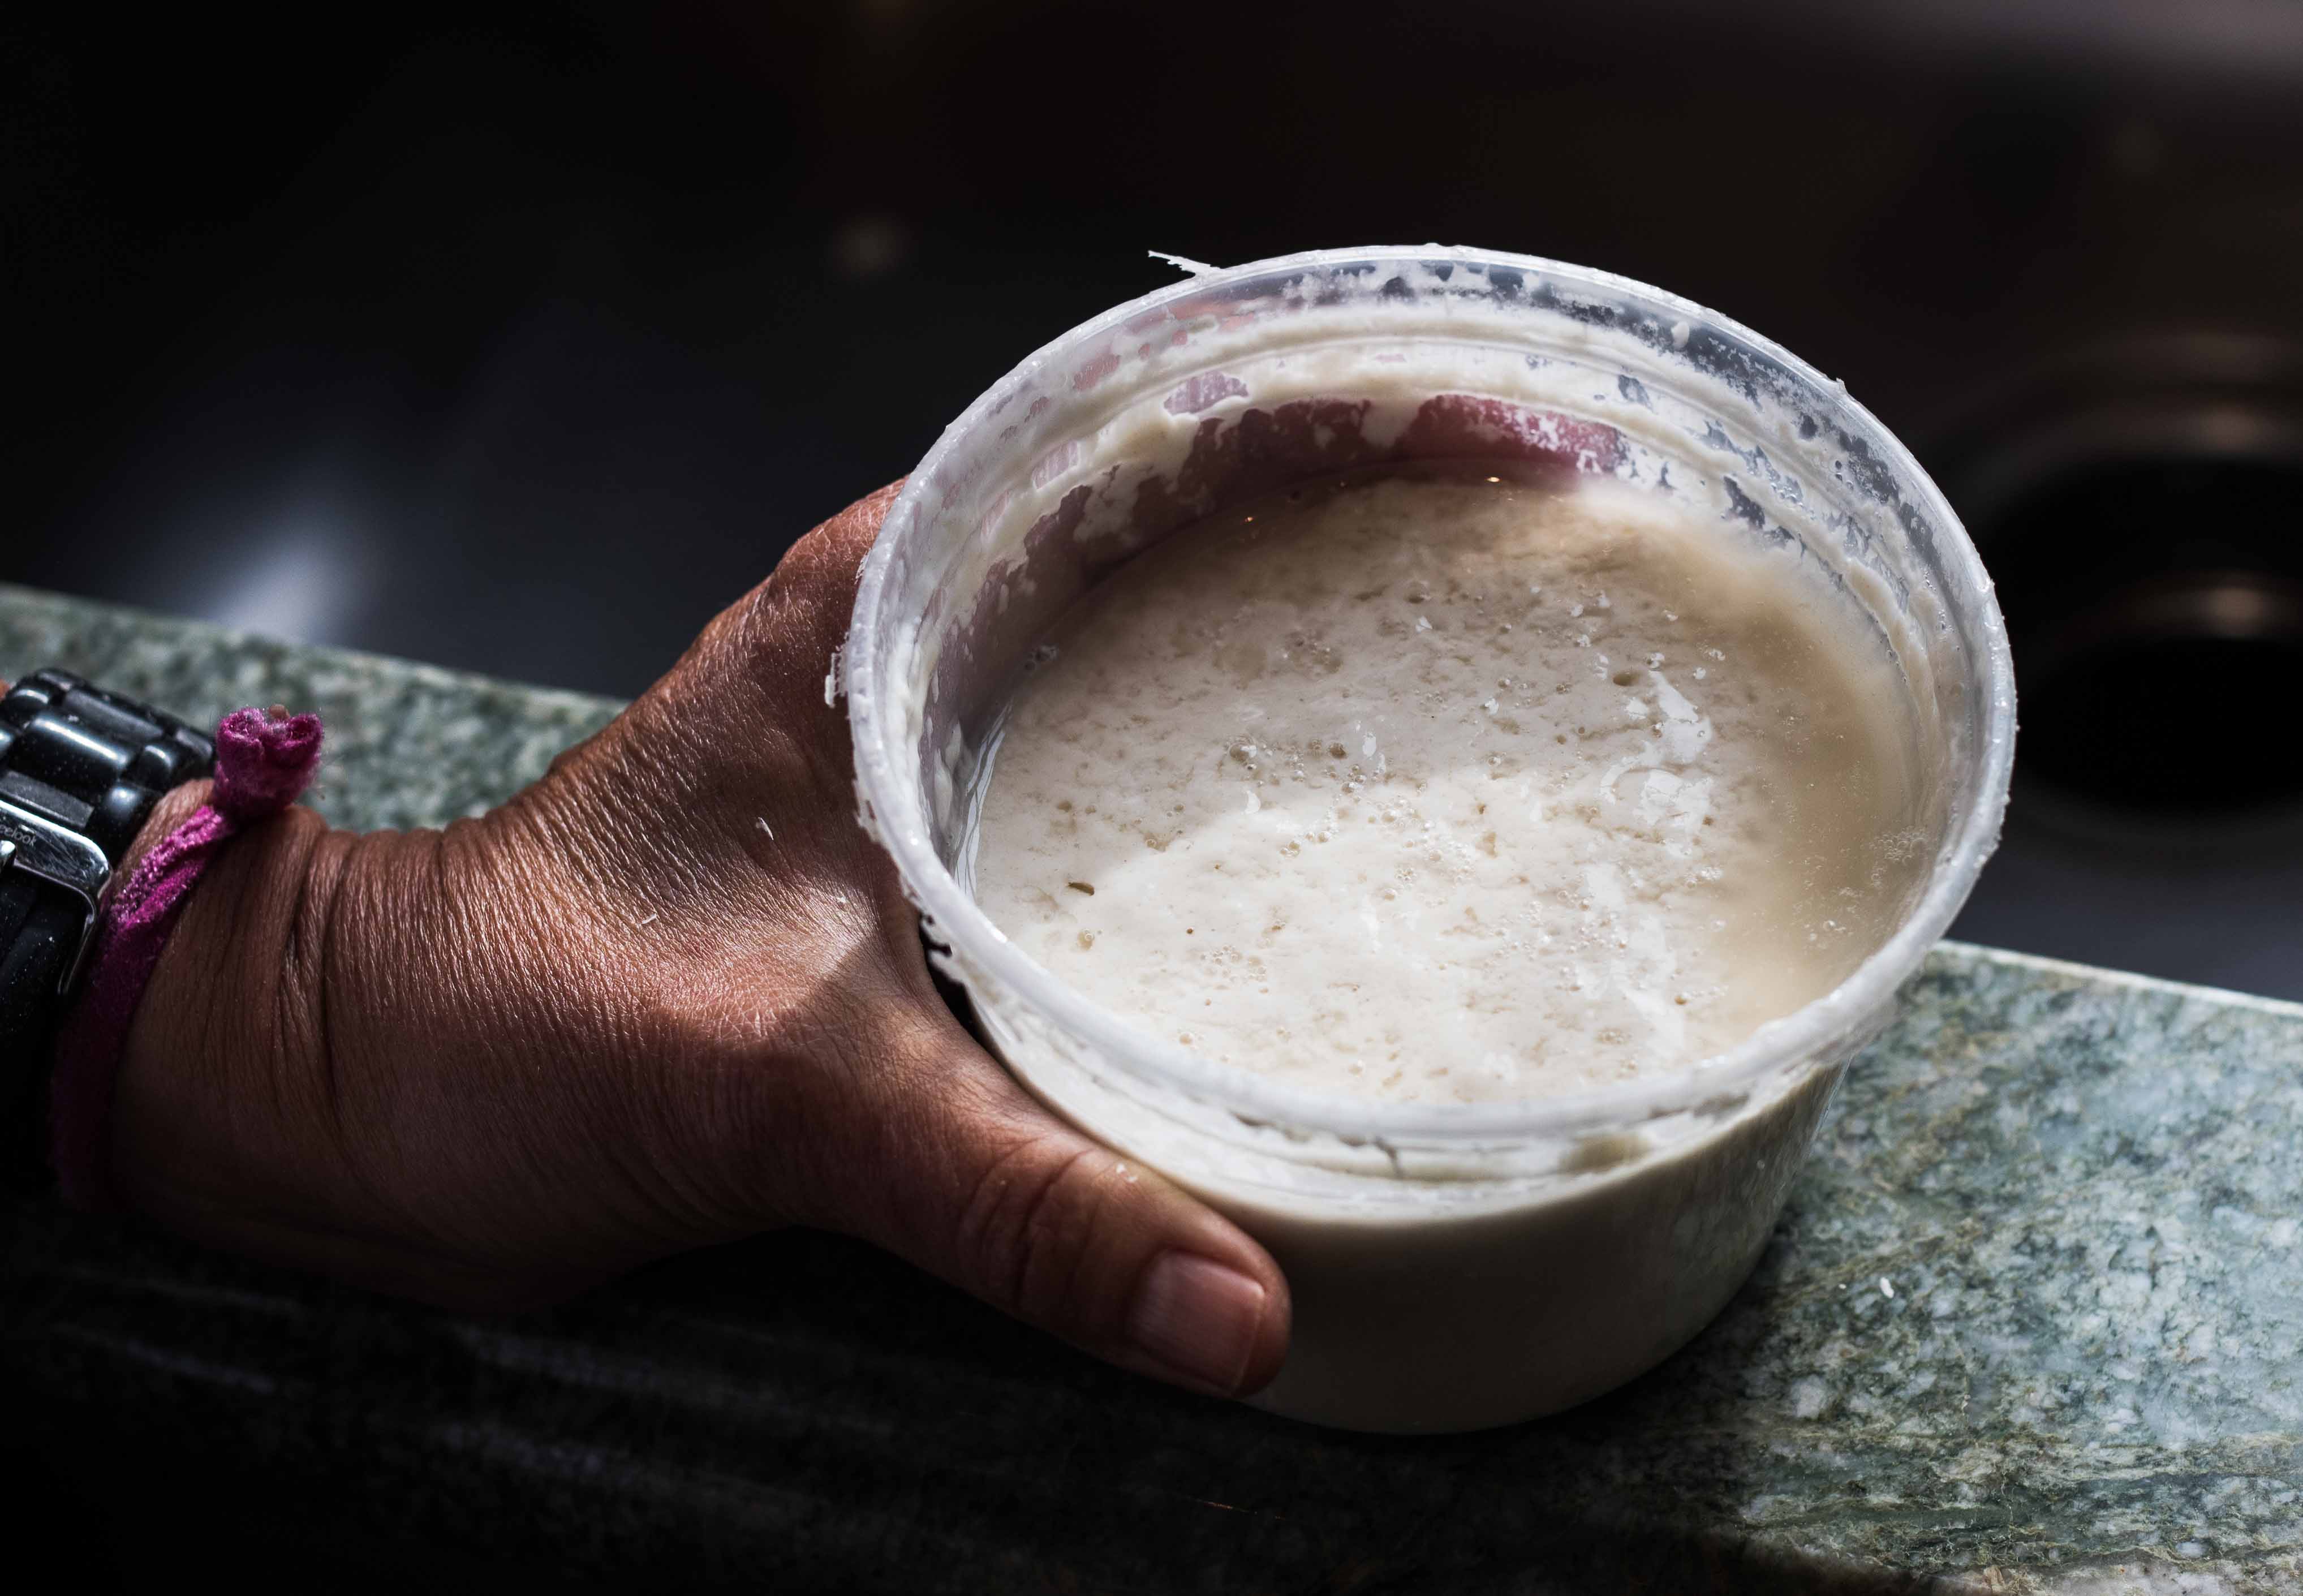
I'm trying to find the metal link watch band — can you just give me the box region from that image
[1,668,215,1185]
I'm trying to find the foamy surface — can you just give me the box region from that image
[969,468,1922,1102]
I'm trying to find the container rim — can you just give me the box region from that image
[847,244,2016,1146]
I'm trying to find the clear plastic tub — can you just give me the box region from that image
[846,247,2015,1432]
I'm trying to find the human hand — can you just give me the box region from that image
[104,484,1291,1400]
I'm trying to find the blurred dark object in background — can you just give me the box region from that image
[8,0,2303,993]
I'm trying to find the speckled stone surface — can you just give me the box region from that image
[5,584,2300,1594]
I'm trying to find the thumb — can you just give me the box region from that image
[836,1019,1292,1400]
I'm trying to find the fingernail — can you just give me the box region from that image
[1126,1251,1267,1395]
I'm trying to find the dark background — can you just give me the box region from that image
[8,6,2303,1589]
[10,0,2303,989]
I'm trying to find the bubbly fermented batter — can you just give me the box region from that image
[968,467,1921,1102]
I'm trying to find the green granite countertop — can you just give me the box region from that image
[5,582,2300,1594]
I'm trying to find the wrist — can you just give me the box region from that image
[104,782,719,1307]
[106,793,347,1232]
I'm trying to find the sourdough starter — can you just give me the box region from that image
[970,468,1920,1099]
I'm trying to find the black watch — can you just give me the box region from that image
[1,668,215,1184]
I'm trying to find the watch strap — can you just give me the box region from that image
[0,876,80,1177]
[2,669,215,1188]
[1,669,217,862]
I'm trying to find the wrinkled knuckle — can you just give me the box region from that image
[822,480,903,558]
[747,484,902,641]
[955,1136,1120,1327]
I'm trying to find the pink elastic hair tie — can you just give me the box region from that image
[48,706,324,1210]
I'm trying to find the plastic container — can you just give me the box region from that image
[846,247,2015,1432]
